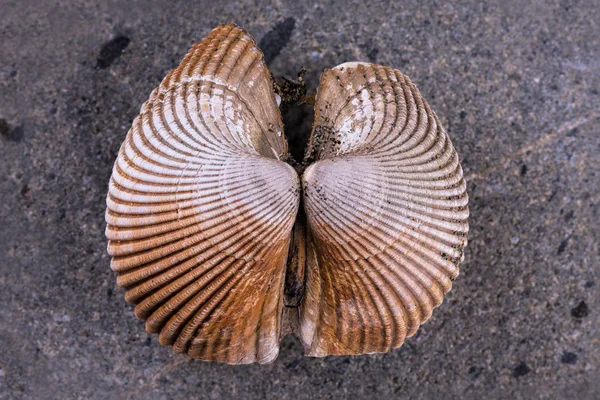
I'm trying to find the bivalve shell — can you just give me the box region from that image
[105,24,469,364]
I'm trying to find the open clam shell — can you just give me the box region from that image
[105,25,469,364]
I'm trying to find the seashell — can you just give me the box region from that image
[299,62,469,356]
[106,24,299,364]
[105,24,469,364]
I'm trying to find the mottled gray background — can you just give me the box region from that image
[1,0,598,399]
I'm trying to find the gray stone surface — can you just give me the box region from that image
[1,0,598,398]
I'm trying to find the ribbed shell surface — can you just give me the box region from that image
[299,62,469,356]
[105,26,469,364]
[105,25,300,364]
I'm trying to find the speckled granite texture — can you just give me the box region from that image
[1,1,598,399]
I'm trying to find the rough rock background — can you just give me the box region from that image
[1,0,598,398]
